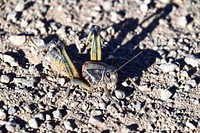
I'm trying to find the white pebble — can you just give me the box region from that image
[92,5,101,12]
[35,113,44,120]
[99,101,106,110]
[144,0,151,4]
[0,74,11,83]
[114,90,126,99]
[159,0,170,3]
[110,11,120,23]
[102,1,112,11]
[58,78,65,86]
[186,79,197,87]
[28,118,39,129]
[0,110,7,120]
[122,81,129,87]
[186,121,196,130]
[5,122,15,132]
[177,16,188,27]
[15,0,25,12]
[184,55,199,67]
[8,35,26,46]
[159,63,178,73]
[106,26,115,35]
[140,4,148,13]
[8,106,16,115]
[56,27,67,39]
[88,116,101,126]
[7,11,17,22]
[53,110,63,119]
[138,85,150,92]
[159,89,172,101]
[91,110,102,116]
[45,114,52,121]
[64,120,73,130]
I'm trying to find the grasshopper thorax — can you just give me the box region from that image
[82,61,118,90]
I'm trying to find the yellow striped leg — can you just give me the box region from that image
[85,25,102,61]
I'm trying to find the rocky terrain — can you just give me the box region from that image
[0,0,200,132]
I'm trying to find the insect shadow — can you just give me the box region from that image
[101,3,176,97]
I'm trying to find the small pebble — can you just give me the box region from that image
[90,10,100,17]
[5,122,16,132]
[64,120,75,130]
[3,54,19,66]
[7,11,17,22]
[159,63,178,73]
[45,114,52,121]
[88,116,103,126]
[56,27,67,39]
[159,0,170,3]
[23,105,32,113]
[58,78,66,86]
[50,22,58,31]
[67,0,78,4]
[186,121,196,130]
[0,74,11,83]
[0,110,7,120]
[102,1,112,11]
[140,4,148,13]
[20,19,28,27]
[144,0,151,4]
[110,11,120,23]
[121,126,131,133]
[184,84,191,91]
[135,102,141,111]
[15,0,25,12]
[122,81,129,87]
[46,92,54,98]
[92,5,101,12]
[184,55,199,67]
[91,110,102,116]
[40,5,48,13]
[114,89,126,99]
[13,77,35,87]
[186,79,197,87]
[98,101,106,110]
[46,120,54,130]
[8,35,26,46]
[28,118,39,129]
[138,85,151,92]
[177,16,188,27]
[35,20,45,28]
[35,113,44,120]
[39,27,47,34]
[53,110,63,119]
[8,106,16,115]
[159,89,172,101]
[107,26,115,35]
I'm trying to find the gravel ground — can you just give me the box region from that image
[0,0,200,132]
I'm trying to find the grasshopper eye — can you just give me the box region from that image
[106,72,110,78]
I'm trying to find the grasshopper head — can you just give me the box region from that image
[104,66,118,90]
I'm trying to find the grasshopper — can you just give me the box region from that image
[40,25,142,103]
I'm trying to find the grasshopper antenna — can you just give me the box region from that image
[116,51,143,72]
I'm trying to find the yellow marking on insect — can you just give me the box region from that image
[85,31,92,47]
[86,28,102,61]
[60,45,80,78]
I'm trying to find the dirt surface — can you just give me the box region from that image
[0,0,200,132]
